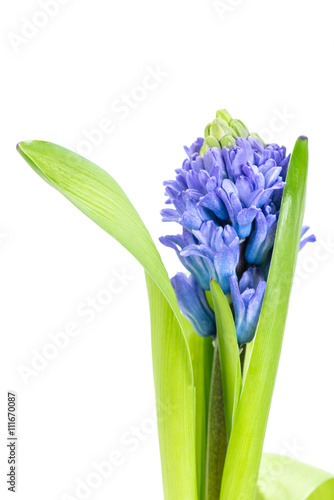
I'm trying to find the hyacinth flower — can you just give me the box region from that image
[229,270,267,344]
[171,273,216,338]
[161,135,287,239]
[160,114,313,346]
[161,221,239,294]
[17,109,334,500]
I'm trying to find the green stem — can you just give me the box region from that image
[205,340,228,500]
[239,344,246,376]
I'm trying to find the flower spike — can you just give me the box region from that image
[160,109,315,343]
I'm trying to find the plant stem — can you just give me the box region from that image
[205,340,228,500]
[239,344,246,376]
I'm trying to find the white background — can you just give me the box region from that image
[1,0,334,498]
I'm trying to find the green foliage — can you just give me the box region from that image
[257,454,334,500]
[17,141,200,500]
[17,137,333,500]
[220,137,310,499]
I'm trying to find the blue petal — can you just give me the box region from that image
[179,255,214,291]
[245,212,268,264]
[206,176,217,192]
[181,244,215,261]
[159,234,184,251]
[230,275,245,334]
[161,208,180,223]
[235,176,254,206]
[237,207,259,226]
[241,281,266,343]
[171,273,216,337]
[214,246,237,294]
[222,147,234,180]
[184,138,204,158]
[199,191,229,220]
[185,189,205,201]
[229,146,248,178]
[299,226,316,251]
[183,227,197,245]
[258,159,277,177]
[192,221,220,247]
[187,170,204,192]
[180,211,202,230]
[222,224,238,246]
[235,137,254,164]
[264,166,282,188]
[239,267,265,293]
[248,136,264,153]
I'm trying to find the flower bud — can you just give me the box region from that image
[210,118,233,141]
[220,135,236,149]
[230,119,249,139]
[201,135,221,155]
[204,123,212,138]
[216,109,232,124]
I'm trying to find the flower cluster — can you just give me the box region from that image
[160,110,315,343]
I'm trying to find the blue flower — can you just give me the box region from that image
[246,213,317,267]
[171,273,216,337]
[161,136,287,239]
[160,229,216,291]
[230,268,267,344]
[245,204,278,265]
[160,221,239,294]
[160,109,315,341]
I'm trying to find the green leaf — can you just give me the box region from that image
[17,141,185,333]
[210,279,241,438]
[242,339,254,385]
[17,141,198,500]
[256,454,334,500]
[220,137,310,500]
[145,273,198,499]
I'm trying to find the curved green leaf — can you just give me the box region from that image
[220,137,309,499]
[17,141,198,499]
[242,339,254,385]
[210,279,241,438]
[256,454,334,500]
[17,141,187,342]
[145,273,198,499]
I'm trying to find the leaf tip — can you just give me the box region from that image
[16,140,54,187]
[16,140,34,153]
[16,140,26,155]
[16,140,35,161]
